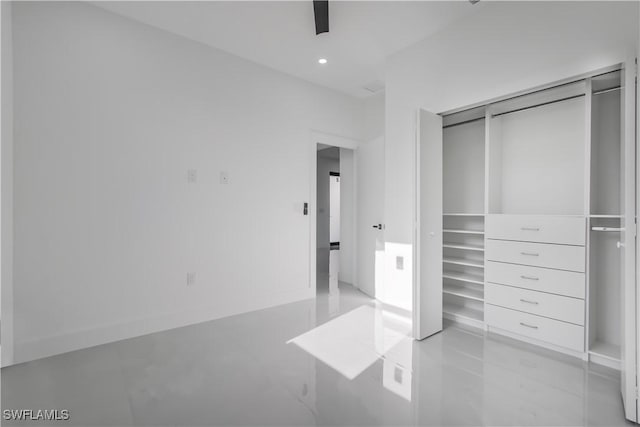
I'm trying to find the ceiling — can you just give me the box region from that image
[95,1,481,98]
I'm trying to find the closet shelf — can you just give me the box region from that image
[443,257,484,269]
[443,284,484,302]
[443,272,484,285]
[443,213,485,217]
[443,229,485,235]
[589,341,621,361]
[590,214,622,218]
[443,303,484,322]
[443,242,485,252]
[591,226,623,232]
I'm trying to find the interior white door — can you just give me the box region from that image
[356,136,385,298]
[414,109,443,340]
[620,59,638,423]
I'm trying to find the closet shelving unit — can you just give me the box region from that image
[587,70,623,365]
[436,67,626,370]
[441,107,487,328]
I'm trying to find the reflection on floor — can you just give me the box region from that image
[288,303,412,382]
[1,283,630,426]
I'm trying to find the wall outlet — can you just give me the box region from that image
[220,171,229,184]
[187,272,196,286]
[396,256,404,270]
[187,169,197,183]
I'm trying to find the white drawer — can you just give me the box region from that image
[486,215,586,245]
[486,240,585,272]
[486,304,585,352]
[486,261,585,299]
[485,283,585,325]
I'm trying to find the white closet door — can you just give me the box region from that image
[620,59,638,423]
[414,109,443,340]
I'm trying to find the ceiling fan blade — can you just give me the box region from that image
[313,1,329,35]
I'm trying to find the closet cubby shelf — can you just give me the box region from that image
[443,272,484,285]
[443,284,484,302]
[590,214,622,218]
[443,303,484,322]
[443,229,484,235]
[443,213,485,217]
[589,341,621,361]
[443,242,485,252]
[443,257,484,269]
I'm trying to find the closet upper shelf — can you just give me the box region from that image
[490,80,586,117]
[442,105,485,128]
[592,69,622,94]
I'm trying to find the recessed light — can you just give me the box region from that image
[318,58,328,65]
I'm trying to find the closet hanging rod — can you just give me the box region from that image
[591,68,622,80]
[593,86,621,96]
[440,66,621,118]
[443,117,485,129]
[591,226,624,232]
[491,94,585,118]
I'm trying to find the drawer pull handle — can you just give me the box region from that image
[521,227,540,231]
[520,299,539,305]
[520,252,539,256]
[520,275,539,281]
[519,322,539,329]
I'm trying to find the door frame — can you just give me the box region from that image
[309,130,359,295]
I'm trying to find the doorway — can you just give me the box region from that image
[315,144,355,296]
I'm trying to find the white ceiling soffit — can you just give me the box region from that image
[94,1,481,98]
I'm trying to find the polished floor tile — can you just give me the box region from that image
[1,283,631,426]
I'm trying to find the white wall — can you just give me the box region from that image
[11,2,362,363]
[1,0,14,367]
[356,94,385,298]
[385,1,639,310]
[339,148,355,285]
[316,152,339,275]
[362,92,385,142]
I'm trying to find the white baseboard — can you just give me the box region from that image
[487,325,586,360]
[588,351,621,370]
[13,287,314,365]
[443,312,485,330]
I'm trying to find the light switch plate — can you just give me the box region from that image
[396,256,404,270]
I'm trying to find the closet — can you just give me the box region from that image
[416,62,638,422]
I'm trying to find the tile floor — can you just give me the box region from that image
[1,282,632,426]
